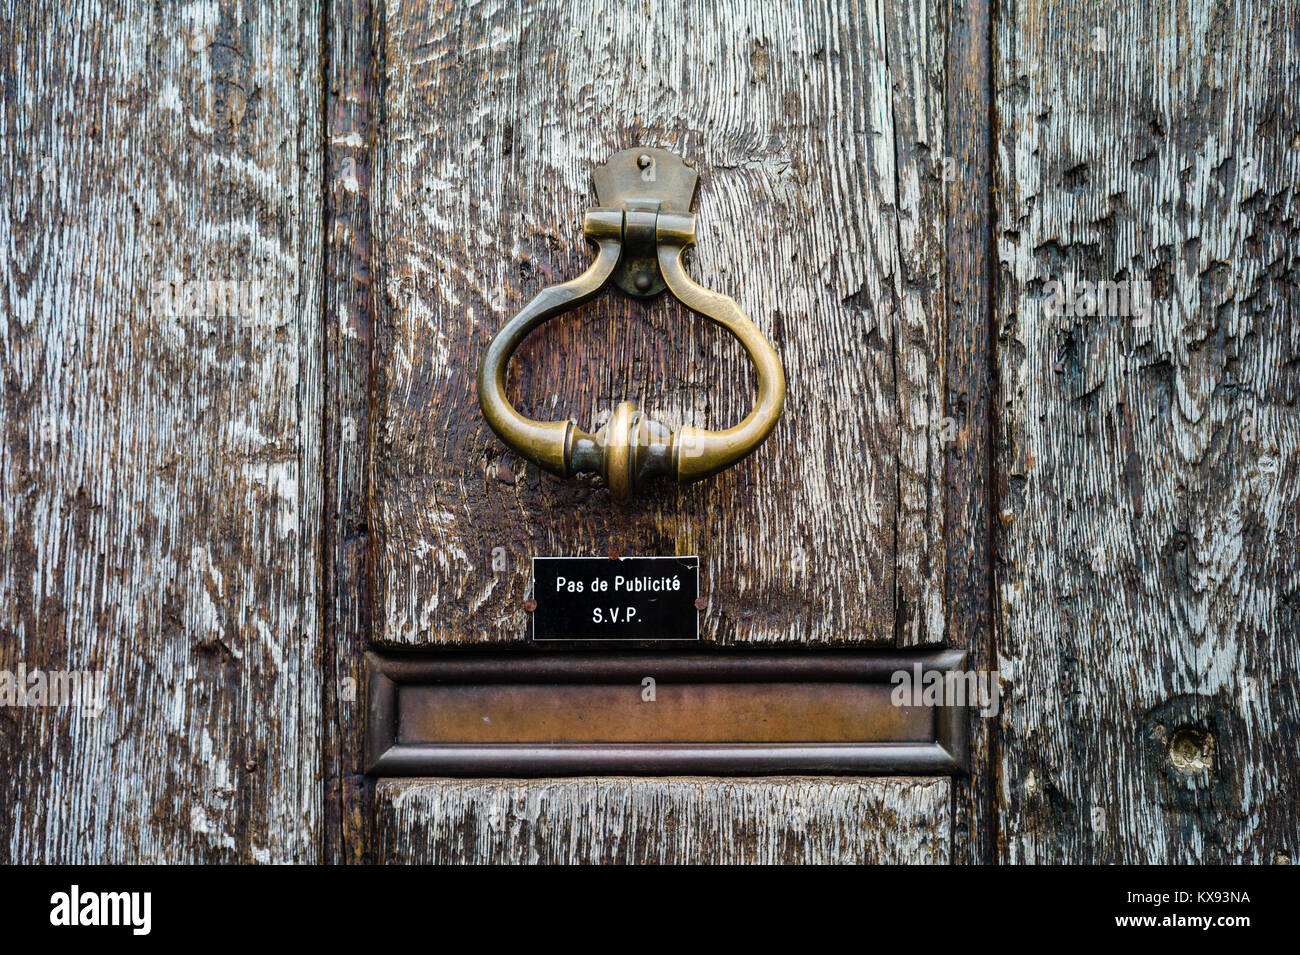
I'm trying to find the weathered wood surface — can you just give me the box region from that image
[945,0,995,864]
[0,1,323,862]
[11,0,1296,868]
[376,777,950,863]
[994,0,1300,861]
[323,0,378,865]
[370,0,949,648]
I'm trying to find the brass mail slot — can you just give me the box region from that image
[366,651,968,776]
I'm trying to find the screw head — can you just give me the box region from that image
[637,153,653,169]
[634,273,652,291]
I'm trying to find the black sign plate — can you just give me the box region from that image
[531,556,699,641]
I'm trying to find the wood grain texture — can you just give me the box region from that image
[370,0,949,648]
[945,0,996,864]
[323,0,378,865]
[376,776,950,863]
[0,0,323,862]
[994,0,1300,862]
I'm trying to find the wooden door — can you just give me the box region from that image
[356,0,970,863]
[4,0,1295,866]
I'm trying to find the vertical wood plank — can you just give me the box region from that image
[885,0,948,648]
[945,0,996,863]
[0,0,323,862]
[376,777,950,864]
[370,0,949,648]
[995,0,1300,862]
[323,0,378,865]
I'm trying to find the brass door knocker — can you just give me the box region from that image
[477,148,785,501]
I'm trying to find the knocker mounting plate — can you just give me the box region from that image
[592,147,698,298]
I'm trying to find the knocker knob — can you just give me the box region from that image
[569,401,673,502]
[477,148,785,502]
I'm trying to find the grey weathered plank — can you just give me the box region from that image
[886,0,948,648]
[370,0,949,648]
[994,0,1300,861]
[376,776,950,863]
[0,0,323,862]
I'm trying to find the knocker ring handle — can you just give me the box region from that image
[477,148,785,501]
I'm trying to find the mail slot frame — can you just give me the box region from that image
[364,649,969,777]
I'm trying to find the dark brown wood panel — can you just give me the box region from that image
[0,0,323,862]
[370,0,950,648]
[945,0,996,865]
[994,0,1300,862]
[323,0,379,866]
